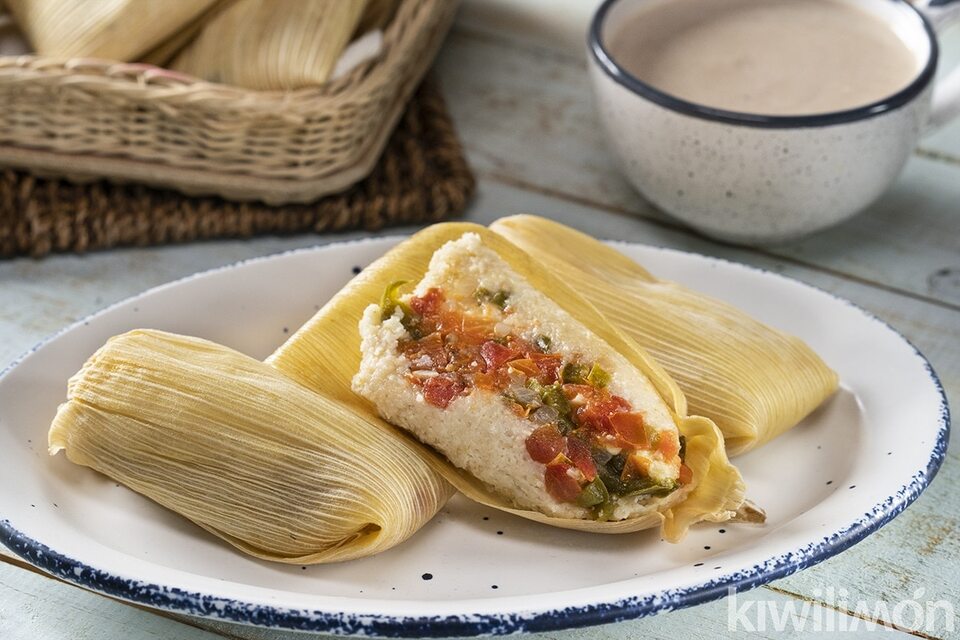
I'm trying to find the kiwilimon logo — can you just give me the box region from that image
[727,587,955,633]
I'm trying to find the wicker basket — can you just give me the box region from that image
[0,0,458,205]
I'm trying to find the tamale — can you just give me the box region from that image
[489,215,839,456]
[5,0,219,61]
[48,329,454,564]
[269,223,747,541]
[170,0,369,90]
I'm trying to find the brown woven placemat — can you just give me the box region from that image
[0,78,474,258]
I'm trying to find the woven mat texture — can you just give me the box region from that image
[0,79,474,258]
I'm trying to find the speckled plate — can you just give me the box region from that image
[0,238,949,637]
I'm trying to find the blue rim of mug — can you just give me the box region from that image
[588,0,940,128]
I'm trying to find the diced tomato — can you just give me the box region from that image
[458,315,490,344]
[525,424,565,463]
[530,352,563,383]
[544,463,584,503]
[562,383,595,399]
[412,332,448,369]
[480,341,518,371]
[506,335,536,355]
[609,412,647,447]
[576,395,630,433]
[474,370,509,391]
[622,452,651,480]
[409,288,444,317]
[657,431,681,459]
[421,375,464,409]
[564,437,597,481]
[678,463,693,485]
[507,358,541,377]
[508,402,528,418]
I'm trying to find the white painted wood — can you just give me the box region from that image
[434,28,960,307]
[458,0,600,57]
[921,20,960,154]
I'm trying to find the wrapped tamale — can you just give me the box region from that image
[48,330,453,564]
[5,0,219,61]
[269,224,747,541]
[489,215,839,456]
[170,0,370,90]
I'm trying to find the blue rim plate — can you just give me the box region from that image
[0,238,949,637]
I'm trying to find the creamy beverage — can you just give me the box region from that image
[608,0,921,115]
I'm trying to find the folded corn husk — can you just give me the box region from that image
[5,0,219,61]
[489,215,839,456]
[170,0,370,90]
[48,330,454,564]
[268,223,747,541]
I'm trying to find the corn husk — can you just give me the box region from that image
[268,223,747,541]
[489,215,839,456]
[139,0,235,67]
[49,330,454,564]
[357,0,400,33]
[5,0,219,61]
[170,0,368,90]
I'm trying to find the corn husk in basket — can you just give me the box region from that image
[0,0,460,204]
[171,0,369,90]
[5,0,219,61]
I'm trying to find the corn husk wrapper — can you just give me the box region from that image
[170,0,368,90]
[48,330,454,564]
[357,0,400,33]
[5,0,219,61]
[490,215,839,456]
[268,223,746,542]
[139,0,234,67]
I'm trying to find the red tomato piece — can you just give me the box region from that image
[609,412,647,447]
[679,463,693,485]
[562,383,595,399]
[409,288,444,317]
[507,358,541,377]
[657,431,681,459]
[413,332,448,369]
[544,463,583,503]
[622,452,650,480]
[525,424,565,463]
[480,341,518,371]
[421,375,464,409]
[579,393,632,432]
[530,352,563,383]
[565,437,597,481]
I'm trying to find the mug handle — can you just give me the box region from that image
[915,0,960,130]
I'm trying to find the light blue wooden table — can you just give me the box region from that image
[2,7,958,640]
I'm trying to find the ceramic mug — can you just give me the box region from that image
[588,0,960,244]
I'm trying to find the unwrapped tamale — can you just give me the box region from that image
[269,223,747,541]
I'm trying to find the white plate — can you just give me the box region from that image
[0,238,948,637]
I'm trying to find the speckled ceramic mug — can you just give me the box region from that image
[588,0,960,244]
